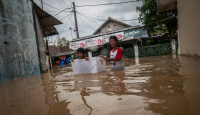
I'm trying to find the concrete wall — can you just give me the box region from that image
[94,20,130,35]
[0,0,40,81]
[178,0,200,55]
[34,10,48,72]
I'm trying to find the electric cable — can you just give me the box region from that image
[77,12,101,25]
[77,14,96,31]
[76,0,142,7]
[60,14,73,34]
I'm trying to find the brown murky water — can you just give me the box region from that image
[1,55,200,115]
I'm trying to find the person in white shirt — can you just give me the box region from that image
[99,36,124,70]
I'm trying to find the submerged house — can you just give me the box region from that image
[69,17,149,57]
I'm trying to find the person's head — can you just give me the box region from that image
[109,36,118,48]
[76,48,85,59]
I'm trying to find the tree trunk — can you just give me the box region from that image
[169,31,172,41]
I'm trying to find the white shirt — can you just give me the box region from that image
[110,47,124,70]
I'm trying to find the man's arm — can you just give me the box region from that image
[99,55,118,61]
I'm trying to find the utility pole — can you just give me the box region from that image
[72,2,79,38]
[69,27,73,39]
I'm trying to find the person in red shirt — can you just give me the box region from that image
[99,36,124,70]
[71,48,89,62]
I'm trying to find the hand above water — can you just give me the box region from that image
[99,55,106,59]
[85,57,89,60]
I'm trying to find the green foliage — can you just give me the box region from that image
[58,37,69,47]
[147,38,170,45]
[136,0,178,40]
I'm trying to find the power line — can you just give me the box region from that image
[77,14,95,31]
[57,0,75,26]
[60,12,72,21]
[54,3,72,16]
[76,12,106,22]
[77,12,101,25]
[37,0,61,10]
[76,0,142,7]
[46,11,72,12]
[78,11,138,22]
[60,14,73,34]
[78,14,96,30]
[77,11,107,19]
[61,0,72,8]
[121,19,139,21]
[79,15,106,21]
[77,14,95,30]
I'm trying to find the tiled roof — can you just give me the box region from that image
[48,46,72,57]
[59,46,72,53]
[48,46,59,56]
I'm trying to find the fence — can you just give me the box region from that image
[73,42,178,59]
[124,42,178,58]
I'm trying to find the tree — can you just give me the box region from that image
[136,0,178,41]
[57,37,69,47]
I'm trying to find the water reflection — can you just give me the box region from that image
[0,55,200,115]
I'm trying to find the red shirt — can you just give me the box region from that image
[109,47,123,60]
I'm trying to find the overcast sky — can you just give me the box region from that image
[33,0,143,42]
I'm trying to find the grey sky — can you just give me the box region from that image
[33,0,143,42]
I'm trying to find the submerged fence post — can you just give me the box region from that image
[134,45,139,58]
[71,55,74,59]
[134,45,139,64]
[88,51,92,58]
[171,39,176,58]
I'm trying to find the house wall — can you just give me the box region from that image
[0,0,40,81]
[94,20,130,35]
[178,0,200,55]
[34,10,48,72]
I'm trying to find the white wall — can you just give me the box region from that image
[178,0,200,56]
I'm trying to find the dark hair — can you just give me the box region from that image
[77,48,85,54]
[109,36,118,42]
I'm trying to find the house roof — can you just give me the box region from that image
[33,2,62,37]
[48,46,59,56]
[92,17,132,35]
[48,46,74,57]
[59,46,72,53]
[33,3,62,28]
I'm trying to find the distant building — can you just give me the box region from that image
[93,17,132,35]
[70,16,149,56]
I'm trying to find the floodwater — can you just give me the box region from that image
[0,55,200,115]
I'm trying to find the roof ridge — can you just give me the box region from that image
[92,17,132,35]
